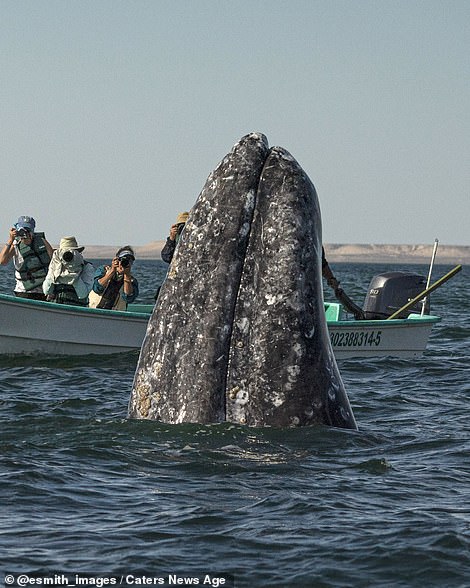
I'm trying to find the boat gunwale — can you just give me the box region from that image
[0,293,441,327]
[0,292,152,320]
[328,313,441,328]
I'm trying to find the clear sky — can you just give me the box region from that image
[1,0,469,247]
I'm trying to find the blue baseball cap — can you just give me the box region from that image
[16,216,36,231]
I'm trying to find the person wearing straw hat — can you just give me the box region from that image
[42,236,95,306]
[161,211,189,264]
[154,212,189,301]
[89,245,139,311]
[0,215,53,300]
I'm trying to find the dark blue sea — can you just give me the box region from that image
[1,260,469,588]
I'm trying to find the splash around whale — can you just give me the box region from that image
[129,133,357,430]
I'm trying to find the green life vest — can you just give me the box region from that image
[50,284,88,307]
[17,233,52,291]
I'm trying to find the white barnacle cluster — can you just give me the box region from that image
[169,403,187,424]
[236,316,250,335]
[269,389,285,408]
[285,363,301,391]
[287,364,301,379]
[244,189,256,210]
[133,374,153,418]
[211,216,225,238]
[228,385,249,423]
[167,264,178,280]
[265,292,284,306]
[292,342,304,359]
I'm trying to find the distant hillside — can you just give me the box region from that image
[323,244,470,265]
[80,241,470,265]
[80,241,167,260]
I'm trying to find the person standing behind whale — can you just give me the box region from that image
[161,211,189,264]
[154,212,188,300]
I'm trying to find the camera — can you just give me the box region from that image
[61,250,74,263]
[16,228,30,239]
[119,256,131,268]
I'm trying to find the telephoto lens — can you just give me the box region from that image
[62,250,74,263]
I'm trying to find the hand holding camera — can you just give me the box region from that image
[8,227,17,244]
[169,224,178,240]
[10,226,31,244]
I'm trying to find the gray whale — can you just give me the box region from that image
[129,133,357,429]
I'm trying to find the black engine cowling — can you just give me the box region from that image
[363,272,429,319]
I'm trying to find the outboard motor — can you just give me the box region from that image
[363,272,430,319]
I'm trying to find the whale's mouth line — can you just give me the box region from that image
[221,150,273,421]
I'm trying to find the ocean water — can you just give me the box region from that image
[1,260,469,588]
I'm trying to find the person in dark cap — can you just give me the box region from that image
[89,246,139,310]
[0,215,53,300]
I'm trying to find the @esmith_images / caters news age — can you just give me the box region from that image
[3,574,234,587]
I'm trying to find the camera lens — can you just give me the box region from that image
[62,250,74,262]
[120,257,130,268]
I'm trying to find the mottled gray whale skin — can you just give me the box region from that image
[128,133,270,422]
[129,133,357,430]
[225,147,357,428]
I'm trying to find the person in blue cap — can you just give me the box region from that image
[0,215,54,300]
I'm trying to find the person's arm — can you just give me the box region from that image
[42,250,61,295]
[0,228,17,265]
[122,276,139,304]
[93,262,117,293]
[161,225,178,263]
[42,268,54,295]
[42,237,54,259]
[74,262,95,299]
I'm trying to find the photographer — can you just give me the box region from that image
[89,246,139,310]
[161,211,188,264]
[154,211,188,301]
[42,236,95,306]
[0,215,53,300]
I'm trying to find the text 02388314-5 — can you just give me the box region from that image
[330,330,382,348]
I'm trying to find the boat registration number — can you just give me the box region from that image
[330,330,382,347]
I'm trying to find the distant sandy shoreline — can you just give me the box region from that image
[78,242,470,265]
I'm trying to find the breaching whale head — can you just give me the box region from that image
[128,133,357,430]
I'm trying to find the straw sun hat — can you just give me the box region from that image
[59,236,84,252]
